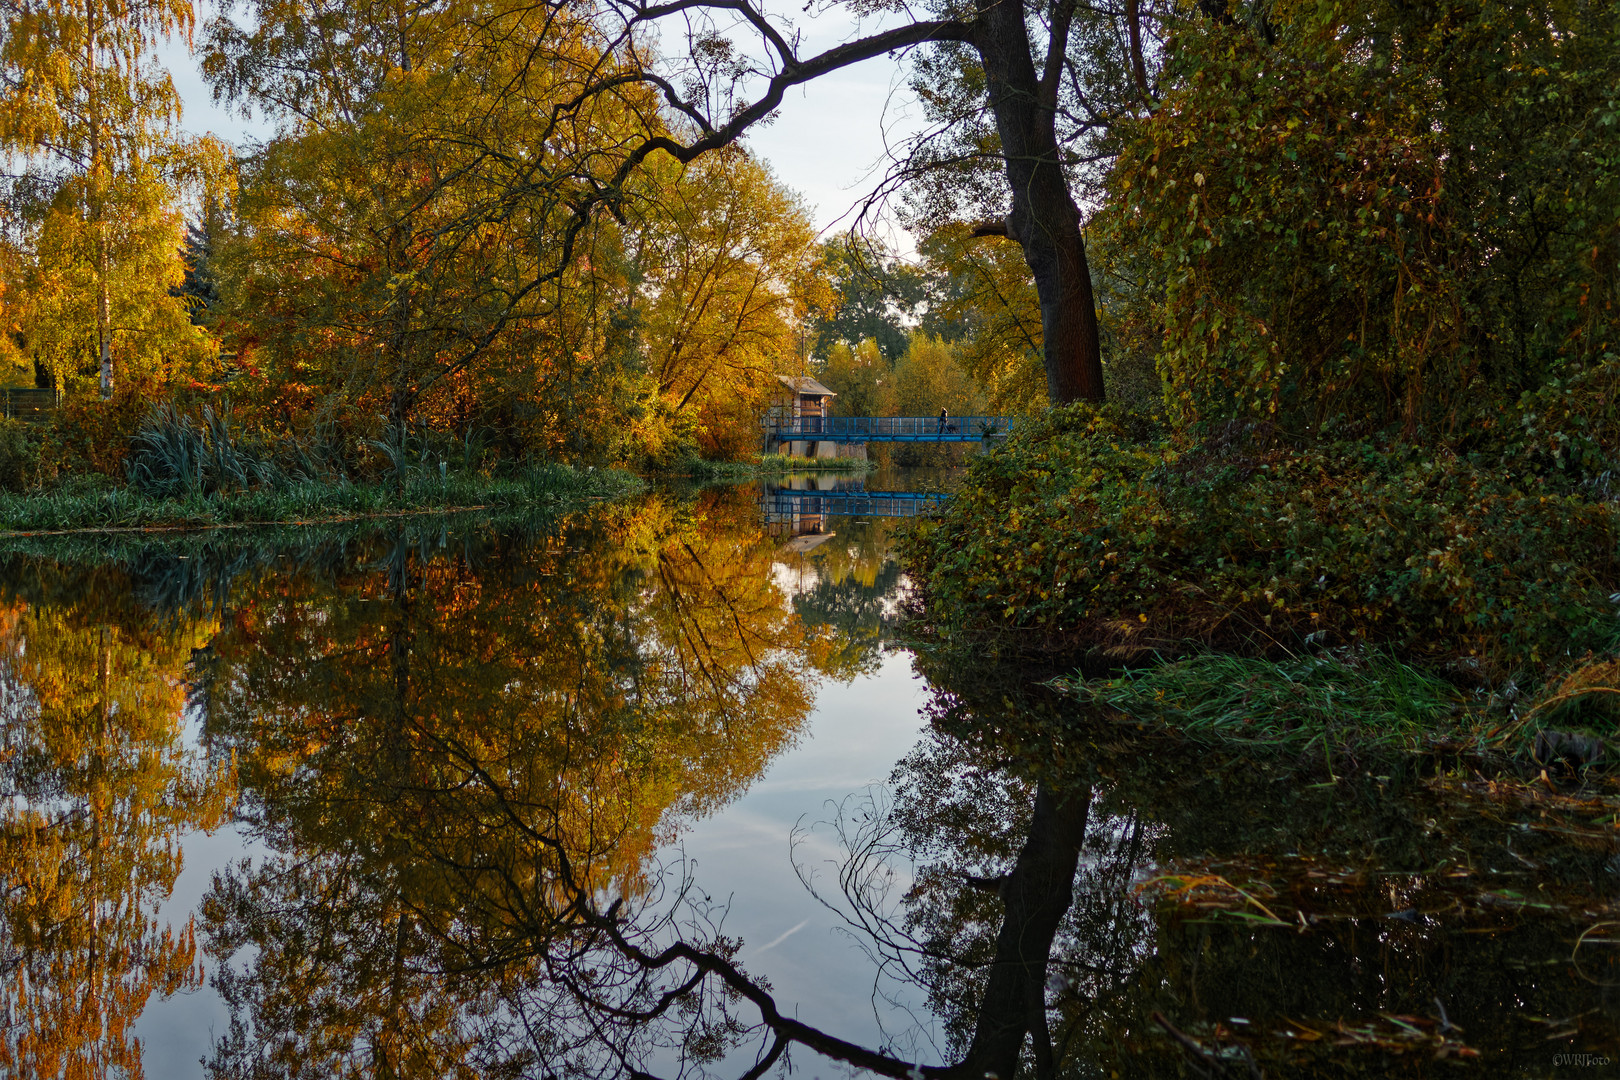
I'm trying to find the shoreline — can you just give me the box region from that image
[672,453,875,480]
[0,464,645,534]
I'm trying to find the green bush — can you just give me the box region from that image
[0,419,42,492]
[901,398,1620,680]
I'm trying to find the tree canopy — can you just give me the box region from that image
[0,0,1614,463]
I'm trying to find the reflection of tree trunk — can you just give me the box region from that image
[90,631,110,985]
[959,781,1091,1080]
[387,532,414,782]
[380,539,414,1079]
[375,911,411,1078]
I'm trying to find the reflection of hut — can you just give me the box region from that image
[765,375,854,459]
[780,531,837,555]
[761,474,861,540]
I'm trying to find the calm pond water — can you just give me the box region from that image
[0,469,1615,1078]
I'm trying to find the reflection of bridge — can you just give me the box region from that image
[762,487,948,524]
[765,415,1014,445]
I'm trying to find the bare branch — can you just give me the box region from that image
[970,217,1014,240]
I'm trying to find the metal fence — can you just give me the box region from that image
[2,388,57,422]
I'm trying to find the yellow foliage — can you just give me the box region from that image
[0,570,234,1079]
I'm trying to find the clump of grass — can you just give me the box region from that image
[1518,654,1620,733]
[125,401,285,498]
[1055,651,1482,752]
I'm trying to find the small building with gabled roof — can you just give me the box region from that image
[765,374,860,459]
[772,374,836,414]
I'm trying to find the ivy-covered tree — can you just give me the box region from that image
[1099,0,1620,435]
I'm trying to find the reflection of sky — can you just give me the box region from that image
[134,823,264,1076]
[774,557,823,597]
[131,686,263,1076]
[670,650,940,1070]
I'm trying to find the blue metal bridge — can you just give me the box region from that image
[765,415,1015,444]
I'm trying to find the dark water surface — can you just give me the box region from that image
[0,472,1615,1078]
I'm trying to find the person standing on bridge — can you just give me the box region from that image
[938,407,948,435]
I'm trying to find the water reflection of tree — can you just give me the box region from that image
[891,660,1620,1074]
[871,733,1153,1068]
[196,498,850,1076]
[25,507,1575,1078]
[176,503,1131,1080]
[0,563,234,1080]
[781,518,906,680]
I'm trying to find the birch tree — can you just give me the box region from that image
[0,0,216,397]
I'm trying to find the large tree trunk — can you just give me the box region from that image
[974,0,1106,405]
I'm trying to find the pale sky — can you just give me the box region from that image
[160,1,928,246]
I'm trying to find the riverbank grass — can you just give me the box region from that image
[1055,653,1478,752]
[0,463,643,533]
[1055,650,1620,765]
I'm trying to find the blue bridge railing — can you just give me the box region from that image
[764,415,1014,443]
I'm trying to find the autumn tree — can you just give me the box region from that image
[0,0,221,397]
[206,0,675,459]
[818,337,893,419]
[540,0,1186,407]
[890,333,983,418]
[627,148,822,458]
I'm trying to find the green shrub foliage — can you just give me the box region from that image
[0,419,42,493]
[902,381,1620,678]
